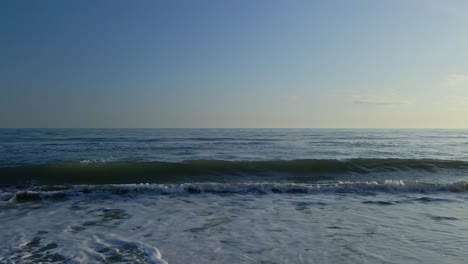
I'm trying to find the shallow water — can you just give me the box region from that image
[1,129,468,263]
[2,192,468,263]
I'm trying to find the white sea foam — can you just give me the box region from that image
[1,191,468,263]
[89,237,168,264]
[5,180,468,203]
[79,157,115,164]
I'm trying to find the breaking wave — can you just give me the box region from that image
[3,180,468,203]
[1,158,468,186]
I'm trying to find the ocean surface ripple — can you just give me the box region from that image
[2,129,468,263]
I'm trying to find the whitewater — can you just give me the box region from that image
[1,129,468,263]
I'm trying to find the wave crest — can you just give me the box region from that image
[4,181,468,203]
[1,158,467,186]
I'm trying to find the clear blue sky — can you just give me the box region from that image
[1,0,468,128]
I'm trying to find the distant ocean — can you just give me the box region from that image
[1,129,468,263]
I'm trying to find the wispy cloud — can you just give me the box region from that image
[448,95,468,106]
[352,95,408,106]
[447,74,467,86]
[447,95,468,112]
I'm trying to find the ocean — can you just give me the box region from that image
[1,129,468,263]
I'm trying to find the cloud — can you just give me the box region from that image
[448,95,468,106]
[447,95,468,112]
[352,95,408,106]
[447,74,467,85]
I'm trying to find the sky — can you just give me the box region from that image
[1,0,468,128]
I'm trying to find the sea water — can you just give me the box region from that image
[1,129,468,263]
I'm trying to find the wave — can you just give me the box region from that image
[4,181,468,203]
[1,158,467,186]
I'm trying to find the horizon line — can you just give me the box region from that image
[1,127,467,130]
